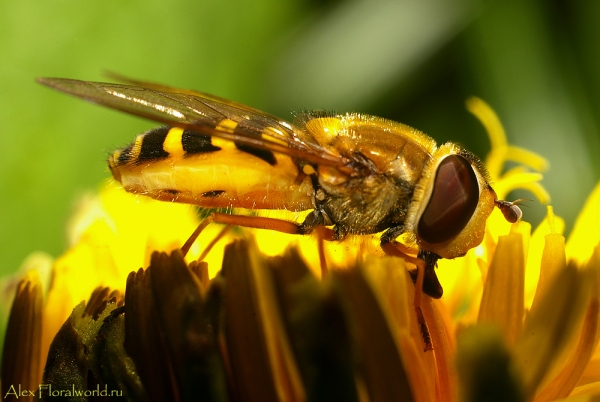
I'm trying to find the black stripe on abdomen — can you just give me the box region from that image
[116,144,134,165]
[233,123,277,165]
[182,130,221,154]
[137,126,170,161]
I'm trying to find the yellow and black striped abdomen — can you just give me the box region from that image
[109,126,223,169]
[109,126,315,211]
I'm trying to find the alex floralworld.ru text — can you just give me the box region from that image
[3,383,123,398]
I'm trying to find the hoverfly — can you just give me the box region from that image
[37,77,521,304]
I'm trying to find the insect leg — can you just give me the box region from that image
[416,251,442,299]
[380,229,435,351]
[315,226,330,277]
[380,230,443,298]
[380,226,424,270]
[198,224,234,261]
[181,213,303,257]
[388,251,433,351]
[181,210,335,258]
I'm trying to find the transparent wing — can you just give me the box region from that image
[37,77,346,167]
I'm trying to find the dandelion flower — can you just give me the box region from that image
[1,99,598,402]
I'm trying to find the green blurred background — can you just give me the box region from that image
[1,0,599,277]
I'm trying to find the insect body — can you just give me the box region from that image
[37,77,521,299]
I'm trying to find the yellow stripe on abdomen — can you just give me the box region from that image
[215,119,238,134]
[162,127,185,158]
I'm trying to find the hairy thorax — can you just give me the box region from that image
[317,167,413,238]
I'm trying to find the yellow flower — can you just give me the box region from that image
[1,98,599,401]
[447,99,600,401]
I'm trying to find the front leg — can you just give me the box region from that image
[297,210,325,234]
[380,227,443,299]
[415,250,442,299]
[380,227,437,351]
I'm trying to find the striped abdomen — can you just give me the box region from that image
[109,126,314,211]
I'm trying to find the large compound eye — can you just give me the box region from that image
[418,155,479,244]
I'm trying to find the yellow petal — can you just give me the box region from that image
[514,262,593,399]
[436,250,484,324]
[456,324,525,402]
[529,207,567,314]
[566,181,600,266]
[465,97,548,182]
[525,207,566,309]
[505,145,550,173]
[249,242,305,401]
[422,298,458,402]
[363,257,437,402]
[478,227,526,346]
[568,382,600,399]
[465,96,508,180]
[44,220,122,330]
[493,169,550,205]
[98,180,200,269]
[530,233,566,313]
[534,298,599,401]
[333,262,416,402]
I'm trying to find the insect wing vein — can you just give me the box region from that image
[37,77,346,167]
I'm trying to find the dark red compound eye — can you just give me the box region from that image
[417,155,480,244]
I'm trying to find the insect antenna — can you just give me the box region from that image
[495,198,529,223]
